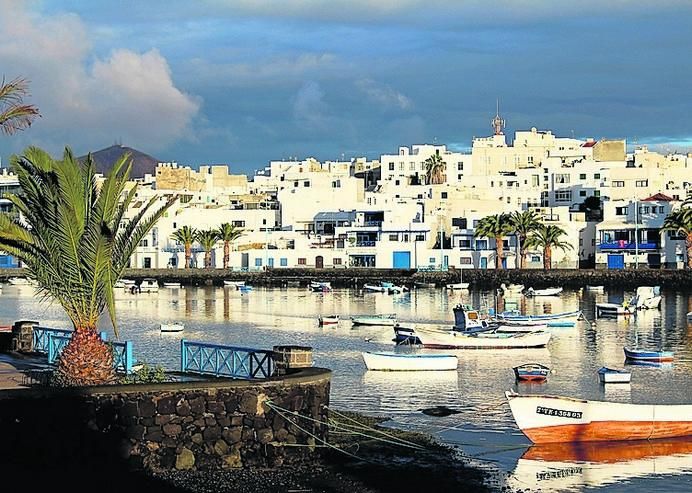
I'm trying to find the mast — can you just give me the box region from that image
[634,197,639,269]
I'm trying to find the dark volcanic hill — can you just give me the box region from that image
[79,144,161,179]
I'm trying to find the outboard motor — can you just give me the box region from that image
[453,304,466,331]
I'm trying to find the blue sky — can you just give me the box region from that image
[2,0,692,174]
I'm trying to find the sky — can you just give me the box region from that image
[1,0,692,175]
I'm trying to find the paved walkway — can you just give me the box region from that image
[0,352,51,390]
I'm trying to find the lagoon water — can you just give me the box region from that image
[2,283,692,492]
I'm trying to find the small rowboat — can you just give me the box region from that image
[525,287,563,297]
[362,351,458,371]
[318,315,339,326]
[224,280,245,288]
[585,285,605,292]
[351,314,397,326]
[310,281,332,292]
[624,347,674,362]
[596,302,634,317]
[514,363,550,382]
[497,310,582,326]
[598,367,631,384]
[410,327,551,349]
[163,282,181,288]
[505,391,692,443]
[445,282,470,290]
[160,323,184,333]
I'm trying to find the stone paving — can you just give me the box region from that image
[0,352,50,390]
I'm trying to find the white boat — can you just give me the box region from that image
[163,282,181,289]
[499,283,525,294]
[598,366,631,384]
[505,391,692,443]
[351,314,397,326]
[411,327,551,349]
[362,351,458,371]
[387,285,409,294]
[318,315,339,326]
[596,302,634,317]
[223,280,245,288]
[525,287,563,297]
[160,323,184,332]
[632,286,662,310]
[363,281,393,293]
[139,278,159,293]
[7,277,31,285]
[310,281,332,292]
[445,282,470,290]
[586,285,605,292]
[496,309,582,326]
[114,280,126,288]
[121,278,136,287]
[687,311,692,321]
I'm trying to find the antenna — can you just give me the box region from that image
[492,98,505,136]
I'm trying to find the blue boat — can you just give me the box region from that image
[497,309,582,326]
[239,285,254,293]
[513,363,550,382]
[624,347,674,362]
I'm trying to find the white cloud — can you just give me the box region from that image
[355,79,412,110]
[292,81,329,128]
[0,0,200,155]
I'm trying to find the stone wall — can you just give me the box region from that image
[0,368,330,473]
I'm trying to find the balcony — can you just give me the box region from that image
[598,242,660,251]
[355,241,377,247]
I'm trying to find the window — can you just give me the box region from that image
[298,258,306,265]
[452,218,467,228]
[579,190,586,197]
[532,175,540,187]
[415,234,425,241]
[333,258,342,265]
[388,234,398,241]
[555,174,570,184]
[232,220,245,227]
[594,173,601,179]
[255,258,263,267]
[457,174,462,180]
[459,257,472,265]
[429,257,436,263]
[172,222,177,229]
[636,180,648,187]
[579,238,583,246]
[531,255,541,263]
[409,162,415,170]
[594,190,601,197]
[528,156,534,165]
[658,206,665,213]
[389,163,394,171]
[459,239,471,248]
[638,206,650,214]
[555,190,572,202]
[616,207,628,215]
[280,258,288,266]
[441,192,448,199]
[579,174,586,180]
[332,180,341,188]
[303,181,310,187]
[399,162,404,171]
[612,181,625,187]
[140,239,149,247]
[475,239,488,250]
[143,257,151,268]
[457,162,463,170]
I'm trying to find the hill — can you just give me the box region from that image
[79,144,160,179]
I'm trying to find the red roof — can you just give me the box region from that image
[581,141,597,148]
[642,193,676,202]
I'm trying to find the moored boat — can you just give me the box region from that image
[362,351,458,371]
[505,391,692,443]
[596,302,634,317]
[140,278,159,293]
[160,323,184,332]
[310,281,332,292]
[687,311,692,321]
[632,286,662,310]
[409,327,551,349]
[525,287,563,297]
[624,347,674,362]
[598,367,631,384]
[499,283,525,295]
[163,282,181,289]
[239,285,254,293]
[223,280,245,288]
[514,363,550,382]
[7,277,31,285]
[445,282,470,290]
[585,285,605,292]
[497,309,582,326]
[318,315,339,326]
[363,281,394,293]
[351,314,397,326]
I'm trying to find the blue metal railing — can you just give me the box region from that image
[180,340,275,379]
[33,326,73,354]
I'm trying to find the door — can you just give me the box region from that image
[143,257,152,269]
[241,253,249,270]
[443,255,449,269]
[480,257,488,270]
[315,256,324,268]
[392,251,411,269]
[647,253,661,269]
[607,254,624,269]
[501,258,507,269]
[268,257,275,268]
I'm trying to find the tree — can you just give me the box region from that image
[217,223,244,269]
[662,200,692,269]
[509,210,540,269]
[0,147,175,385]
[474,213,513,270]
[423,154,446,185]
[197,229,219,268]
[171,226,197,268]
[0,77,40,135]
[525,224,573,270]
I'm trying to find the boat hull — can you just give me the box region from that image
[160,324,184,332]
[351,316,396,326]
[318,316,339,325]
[446,283,469,290]
[506,392,692,443]
[624,347,674,362]
[362,352,458,371]
[526,287,563,296]
[416,329,551,349]
[497,310,582,326]
[514,364,550,382]
[598,367,631,384]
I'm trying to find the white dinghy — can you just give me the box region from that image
[362,351,458,371]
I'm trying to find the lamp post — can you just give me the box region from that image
[634,197,639,269]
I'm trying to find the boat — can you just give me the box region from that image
[318,315,339,326]
[7,277,31,285]
[496,309,582,326]
[393,325,421,345]
[688,311,692,321]
[406,327,551,349]
[361,351,458,371]
[514,363,550,382]
[505,391,692,443]
[162,282,181,289]
[525,287,563,297]
[223,280,245,288]
[413,282,436,288]
[239,285,254,293]
[632,286,662,310]
[445,282,470,290]
[363,281,394,293]
[499,283,525,295]
[596,302,634,317]
[351,314,397,326]
[121,278,136,287]
[310,281,332,292]
[624,347,674,362]
[598,367,632,384]
[585,285,605,292]
[160,323,184,332]
[114,280,126,288]
[139,278,159,293]
[387,285,409,294]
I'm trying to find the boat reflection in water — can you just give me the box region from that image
[509,438,692,492]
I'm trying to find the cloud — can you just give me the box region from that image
[355,79,412,110]
[0,0,200,156]
[292,81,329,128]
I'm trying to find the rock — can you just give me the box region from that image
[191,433,203,445]
[221,450,242,468]
[214,439,230,455]
[163,423,182,436]
[420,406,462,417]
[257,428,274,444]
[157,395,176,414]
[175,447,195,470]
[176,400,191,416]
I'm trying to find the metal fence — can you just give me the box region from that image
[180,339,275,379]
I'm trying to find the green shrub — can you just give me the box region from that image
[119,363,171,384]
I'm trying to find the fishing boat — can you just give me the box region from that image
[496,309,582,326]
[505,391,692,443]
[514,363,550,382]
[525,287,563,297]
[393,325,421,345]
[160,323,184,333]
[318,315,339,326]
[351,314,397,326]
[624,347,674,362]
[413,282,436,288]
[223,280,245,288]
[140,278,159,293]
[162,282,181,289]
[406,327,551,349]
[596,302,634,317]
[361,351,458,371]
[598,367,632,384]
[121,278,136,287]
[309,281,332,292]
[363,281,394,293]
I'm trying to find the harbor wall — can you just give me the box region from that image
[0,267,690,289]
[0,368,331,472]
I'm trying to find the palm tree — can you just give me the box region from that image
[0,147,175,385]
[197,229,219,268]
[171,226,197,268]
[423,154,446,185]
[525,224,573,270]
[509,210,541,269]
[474,213,513,269]
[0,77,40,135]
[217,223,244,269]
[662,200,692,269]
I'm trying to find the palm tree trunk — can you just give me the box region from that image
[544,245,552,270]
[55,326,115,386]
[687,234,692,269]
[205,250,212,268]
[518,236,525,269]
[223,241,230,269]
[495,236,503,270]
[185,243,191,268]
